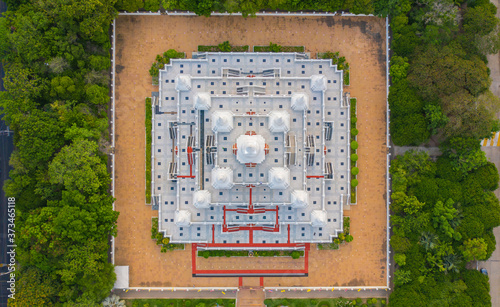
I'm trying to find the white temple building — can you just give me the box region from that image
[151,52,349,249]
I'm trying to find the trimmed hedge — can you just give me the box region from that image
[198,45,249,52]
[254,44,305,52]
[197,250,305,258]
[145,98,152,203]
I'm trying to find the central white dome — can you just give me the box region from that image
[243,140,259,156]
[236,134,266,164]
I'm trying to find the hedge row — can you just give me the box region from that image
[145,98,152,203]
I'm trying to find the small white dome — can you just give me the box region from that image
[193,92,211,110]
[212,167,234,189]
[193,190,211,209]
[268,111,290,132]
[268,167,290,190]
[311,210,327,227]
[291,93,309,111]
[175,75,192,91]
[236,134,266,164]
[291,190,309,208]
[212,111,233,133]
[310,75,327,92]
[175,210,192,226]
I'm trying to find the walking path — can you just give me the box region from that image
[481,0,500,305]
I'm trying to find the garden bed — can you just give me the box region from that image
[127,298,236,307]
[263,297,386,307]
[253,43,304,52]
[318,217,352,250]
[350,98,358,204]
[151,218,184,252]
[145,97,152,204]
[198,44,249,52]
[198,250,304,258]
[318,51,350,86]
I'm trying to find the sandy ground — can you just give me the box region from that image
[114,15,387,288]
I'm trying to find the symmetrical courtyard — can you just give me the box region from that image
[114,14,388,288]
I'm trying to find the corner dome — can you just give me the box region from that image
[291,93,309,111]
[175,75,192,91]
[193,92,211,110]
[310,75,327,92]
[268,167,290,190]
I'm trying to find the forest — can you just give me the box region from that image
[0,0,499,305]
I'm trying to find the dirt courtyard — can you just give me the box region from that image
[113,14,388,288]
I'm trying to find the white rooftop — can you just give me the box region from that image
[152,52,349,248]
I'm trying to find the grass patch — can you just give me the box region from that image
[197,250,304,258]
[254,42,305,52]
[145,97,152,204]
[128,298,236,307]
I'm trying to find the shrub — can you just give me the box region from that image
[310,299,318,305]
[352,167,359,175]
[318,301,331,307]
[339,233,345,241]
[351,179,359,187]
[351,117,357,124]
[185,301,192,307]
[269,42,282,52]
[202,251,210,259]
[291,251,301,259]
[351,140,358,149]
[351,128,359,136]
[218,41,232,52]
[356,298,363,305]
[394,253,406,266]
[143,0,160,10]
[391,235,411,253]
[351,154,358,161]
[345,235,354,242]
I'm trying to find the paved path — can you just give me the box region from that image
[482,1,500,305]
[237,288,265,307]
[115,289,237,299]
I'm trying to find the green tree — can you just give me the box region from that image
[441,137,488,176]
[462,4,500,56]
[424,104,448,135]
[419,232,438,251]
[462,238,488,262]
[440,90,500,140]
[391,113,430,146]
[408,44,490,100]
[86,84,109,105]
[389,56,410,83]
[9,267,58,307]
[394,269,412,286]
[432,199,460,240]
[462,269,491,306]
[48,139,109,195]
